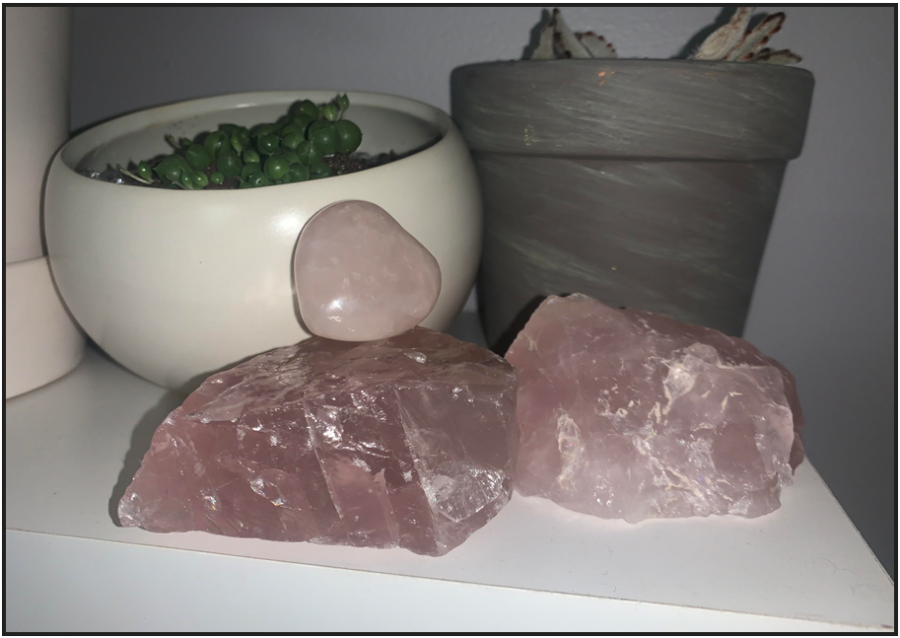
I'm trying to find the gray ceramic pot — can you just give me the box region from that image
[451,60,814,350]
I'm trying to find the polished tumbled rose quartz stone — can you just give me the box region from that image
[118,327,518,556]
[506,294,805,523]
[294,200,442,341]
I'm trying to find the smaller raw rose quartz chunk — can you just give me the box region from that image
[506,294,805,523]
[118,327,518,556]
[294,200,441,341]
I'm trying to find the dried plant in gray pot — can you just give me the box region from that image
[451,8,814,351]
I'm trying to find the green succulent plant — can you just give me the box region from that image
[123,94,364,190]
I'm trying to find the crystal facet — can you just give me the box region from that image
[294,200,441,341]
[118,327,517,556]
[506,294,804,522]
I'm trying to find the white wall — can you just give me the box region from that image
[70,7,895,577]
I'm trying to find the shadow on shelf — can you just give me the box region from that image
[108,387,185,526]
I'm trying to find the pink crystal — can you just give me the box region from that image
[294,200,442,341]
[118,327,517,556]
[506,294,804,522]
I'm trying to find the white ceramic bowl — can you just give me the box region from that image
[45,91,482,391]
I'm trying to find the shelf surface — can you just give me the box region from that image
[5,314,895,631]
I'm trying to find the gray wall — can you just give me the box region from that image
[71,7,895,578]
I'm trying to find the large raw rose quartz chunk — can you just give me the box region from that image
[506,294,804,522]
[118,327,517,556]
[294,200,441,341]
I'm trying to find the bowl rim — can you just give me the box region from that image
[58,90,456,194]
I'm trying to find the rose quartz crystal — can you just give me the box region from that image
[506,294,804,522]
[294,200,441,341]
[118,327,517,556]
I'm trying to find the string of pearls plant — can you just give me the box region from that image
[117,94,364,190]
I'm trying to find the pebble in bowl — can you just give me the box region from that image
[45,91,482,391]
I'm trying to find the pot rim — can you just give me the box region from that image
[454,58,813,78]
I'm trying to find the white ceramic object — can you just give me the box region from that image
[5,258,86,398]
[45,91,482,391]
[5,7,71,264]
[4,7,84,399]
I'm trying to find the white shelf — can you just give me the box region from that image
[5,316,894,632]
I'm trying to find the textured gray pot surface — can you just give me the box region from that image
[451,60,814,351]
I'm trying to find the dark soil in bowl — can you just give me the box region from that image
[111,151,402,189]
[81,138,440,190]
